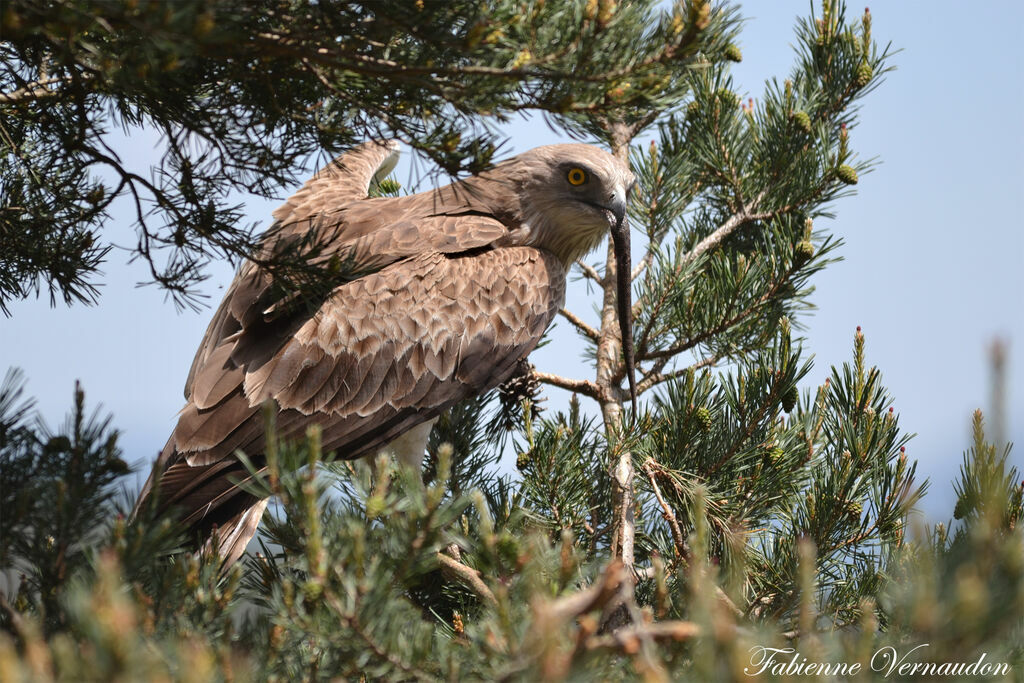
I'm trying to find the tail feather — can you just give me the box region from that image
[132,440,268,568]
[209,498,270,567]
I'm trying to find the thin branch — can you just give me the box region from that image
[541,560,625,623]
[636,354,721,394]
[437,552,496,606]
[643,459,686,560]
[575,258,603,285]
[0,75,91,105]
[682,190,768,266]
[630,248,656,281]
[532,370,602,400]
[559,307,600,342]
[584,620,704,651]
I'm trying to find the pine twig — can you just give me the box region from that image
[532,370,602,400]
[436,552,496,606]
[636,354,721,394]
[575,258,603,284]
[584,620,703,651]
[558,307,600,342]
[643,459,687,560]
[682,191,768,266]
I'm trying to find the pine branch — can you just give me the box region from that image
[643,460,687,560]
[559,307,600,342]
[532,370,602,401]
[636,354,721,395]
[436,551,496,606]
[685,192,769,265]
[324,594,442,682]
[637,262,794,364]
[0,75,89,104]
[575,259,603,285]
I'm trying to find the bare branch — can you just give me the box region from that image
[575,258,603,284]
[630,248,656,281]
[436,552,496,606]
[643,460,687,560]
[584,620,704,651]
[682,190,768,266]
[558,307,600,342]
[0,75,89,105]
[532,370,603,400]
[540,560,625,623]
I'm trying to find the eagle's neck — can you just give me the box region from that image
[520,209,609,266]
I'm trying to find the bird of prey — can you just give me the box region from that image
[133,140,637,566]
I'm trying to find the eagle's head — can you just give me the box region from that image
[510,143,636,266]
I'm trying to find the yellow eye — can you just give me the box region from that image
[567,167,587,186]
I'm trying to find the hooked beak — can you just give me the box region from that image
[607,193,628,229]
[608,193,637,415]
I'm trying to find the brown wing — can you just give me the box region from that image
[178,246,564,464]
[136,246,564,557]
[183,140,398,398]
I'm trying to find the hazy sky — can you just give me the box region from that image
[3,2,1021,521]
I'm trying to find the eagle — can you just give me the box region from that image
[133,140,637,565]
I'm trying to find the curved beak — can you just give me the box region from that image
[607,192,628,229]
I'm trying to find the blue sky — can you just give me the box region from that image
[3,2,1021,521]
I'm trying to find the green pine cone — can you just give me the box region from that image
[836,164,859,185]
[516,450,532,470]
[302,580,323,602]
[782,387,798,413]
[846,500,863,518]
[724,44,742,62]
[768,446,785,463]
[855,63,873,88]
[686,100,701,118]
[715,88,739,108]
[792,110,812,134]
[365,494,386,519]
[793,240,815,267]
[695,406,713,433]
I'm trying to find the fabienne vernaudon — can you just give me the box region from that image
[744,645,1011,678]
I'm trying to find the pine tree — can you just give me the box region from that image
[3,2,1023,681]
[1,0,728,312]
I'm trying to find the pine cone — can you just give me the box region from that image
[782,387,799,413]
[855,63,873,88]
[836,164,859,185]
[694,406,713,433]
[724,44,743,62]
[497,359,544,430]
[715,88,739,108]
[516,450,532,471]
[791,110,812,134]
[793,240,815,267]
